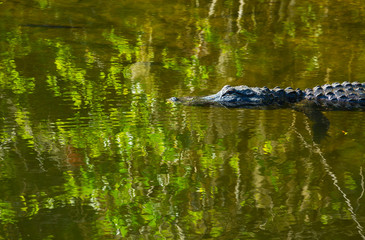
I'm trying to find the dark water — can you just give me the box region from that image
[0,0,365,239]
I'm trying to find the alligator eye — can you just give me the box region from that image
[225,89,235,94]
[220,85,232,93]
[220,86,236,97]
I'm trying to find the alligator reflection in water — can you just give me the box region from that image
[170,82,365,142]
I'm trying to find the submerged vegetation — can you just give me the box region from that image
[0,0,364,239]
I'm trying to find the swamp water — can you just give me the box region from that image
[0,0,365,239]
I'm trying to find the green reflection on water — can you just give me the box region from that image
[0,0,365,239]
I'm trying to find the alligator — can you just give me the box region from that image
[169,81,365,142]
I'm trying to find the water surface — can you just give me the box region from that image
[0,0,365,239]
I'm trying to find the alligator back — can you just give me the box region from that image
[300,82,365,110]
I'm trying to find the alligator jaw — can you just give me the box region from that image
[168,96,219,106]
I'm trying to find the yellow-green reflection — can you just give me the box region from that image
[0,0,364,239]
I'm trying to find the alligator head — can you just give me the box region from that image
[169,85,297,108]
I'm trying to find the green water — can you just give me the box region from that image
[0,0,365,239]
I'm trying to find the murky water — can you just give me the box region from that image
[0,0,365,239]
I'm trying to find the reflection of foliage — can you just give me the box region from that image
[162,50,210,87]
[0,29,35,94]
[0,0,364,239]
[104,29,134,62]
[0,201,16,224]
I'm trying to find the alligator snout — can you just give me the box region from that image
[169,97,180,102]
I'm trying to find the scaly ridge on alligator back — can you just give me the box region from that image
[170,81,365,110]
